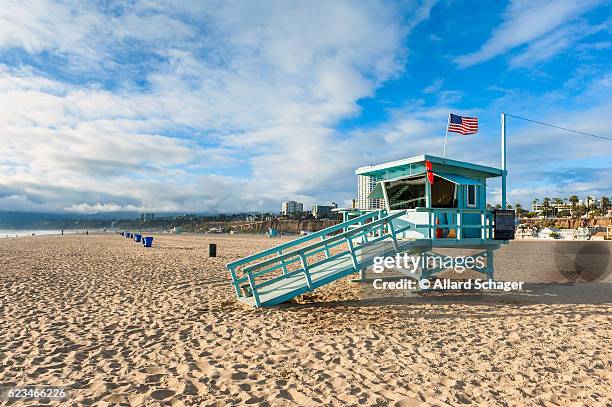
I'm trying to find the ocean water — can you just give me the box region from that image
[0,229,82,238]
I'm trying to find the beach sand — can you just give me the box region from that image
[0,234,610,406]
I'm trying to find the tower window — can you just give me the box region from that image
[467,185,477,208]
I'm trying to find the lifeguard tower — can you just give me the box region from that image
[226,154,514,308]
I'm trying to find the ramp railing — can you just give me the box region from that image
[226,210,411,306]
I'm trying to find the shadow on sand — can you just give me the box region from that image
[279,282,612,316]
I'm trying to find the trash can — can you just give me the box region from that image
[143,236,153,247]
[134,234,142,242]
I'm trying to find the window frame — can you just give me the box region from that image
[383,177,427,210]
[430,176,458,209]
[466,185,478,208]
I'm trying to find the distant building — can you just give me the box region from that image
[532,197,608,216]
[312,202,337,219]
[357,175,384,210]
[281,201,303,215]
[532,202,572,215]
[140,212,156,221]
[580,197,602,209]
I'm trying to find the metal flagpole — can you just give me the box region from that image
[443,113,450,158]
[501,113,507,210]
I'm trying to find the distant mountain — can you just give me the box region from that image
[0,210,253,230]
[0,211,140,228]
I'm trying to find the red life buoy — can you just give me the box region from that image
[425,160,434,185]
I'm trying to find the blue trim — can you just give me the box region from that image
[356,154,502,178]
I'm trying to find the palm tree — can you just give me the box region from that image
[586,196,593,216]
[569,195,579,218]
[602,196,610,212]
[542,197,551,219]
[553,197,564,217]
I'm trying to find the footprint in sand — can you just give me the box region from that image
[150,389,175,400]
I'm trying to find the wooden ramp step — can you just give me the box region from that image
[238,238,419,307]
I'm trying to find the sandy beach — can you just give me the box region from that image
[1,234,610,406]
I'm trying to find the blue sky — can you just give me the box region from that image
[0,0,610,214]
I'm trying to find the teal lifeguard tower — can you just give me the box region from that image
[226,153,514,308]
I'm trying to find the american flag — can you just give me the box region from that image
[447,113,478,135]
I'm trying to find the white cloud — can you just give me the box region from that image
[508,20,609,68]
[0,0,196,66]
[423,78,444,94]
[1,0,608,215]
[0,1,438,213]
[455,0,601,67]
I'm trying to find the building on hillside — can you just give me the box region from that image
[532,197,611,217]
[357,175,384,210]
[580,197,602,208]
[311,202,338,219]
[281,201,304,215]
[532,202,572,215]
[140,212,156,221]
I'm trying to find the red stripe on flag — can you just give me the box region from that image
[447,114,478,135]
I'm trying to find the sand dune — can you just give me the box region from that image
[0,234,610,406]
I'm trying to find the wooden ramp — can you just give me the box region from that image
[238,239,420,307]
[226,210,419,307]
